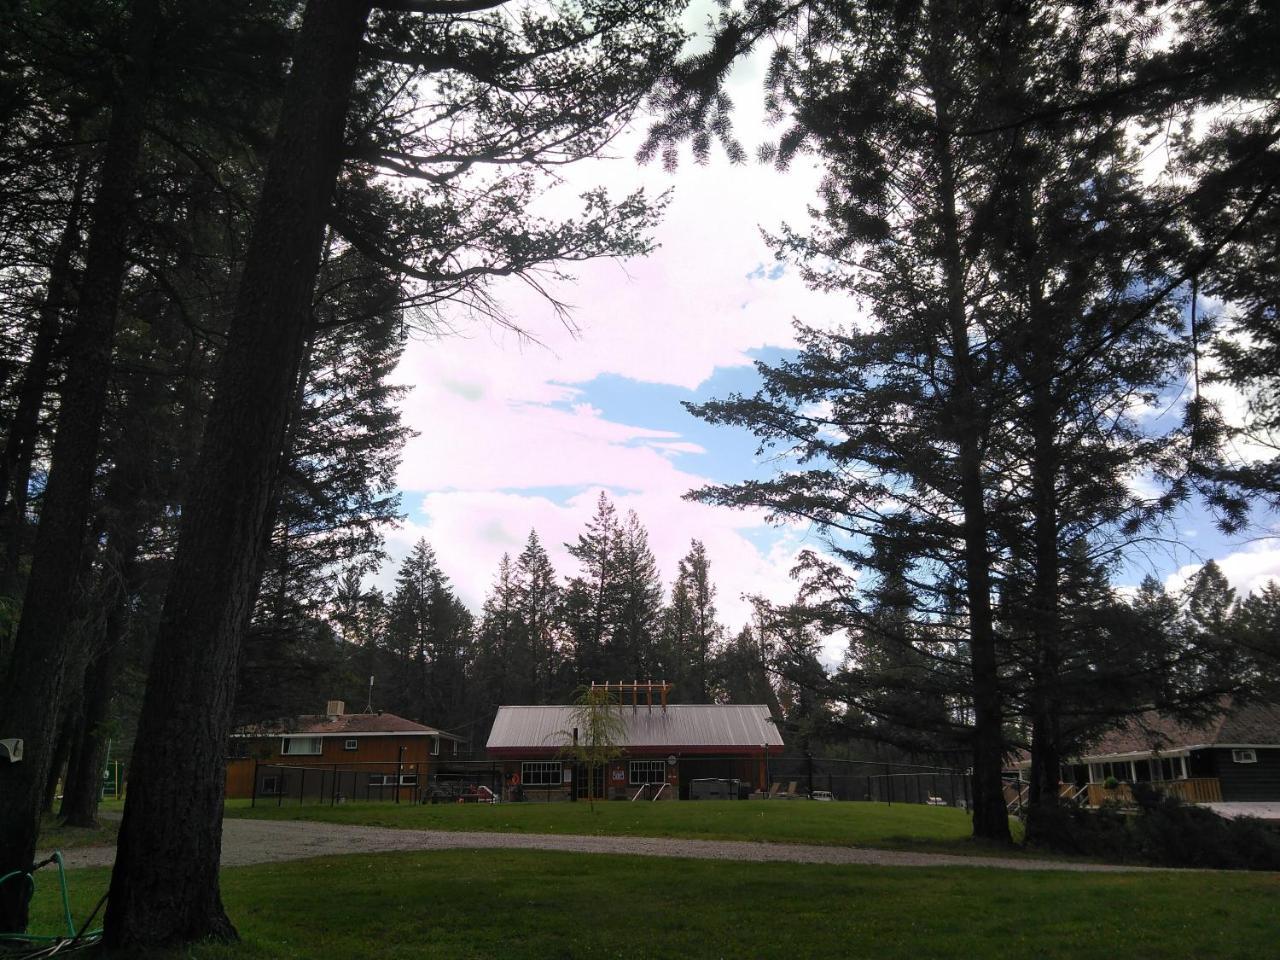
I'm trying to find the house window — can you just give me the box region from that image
[1232,749,1258,764]
[431,737,440,756]
[521,761,562,786]
[1152,756,1186,781]
[399,774,418,786]
[281,737,323,755]
[344,738,358,751]
[1089,761,1134,783]
[260,775,280,795]
[629,760,667,785]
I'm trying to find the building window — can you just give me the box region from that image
[1232,749,1258,764]
[344,738,358,751]
[281,737,323,755]
[399,774,418,786]
[521,761,562,786]
[1152,756,1186,781]
[630,760,667,785]
[1089,761,1134,783]
[431,737,440,756]
[260,775,280,795]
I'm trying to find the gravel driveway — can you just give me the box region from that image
[55,817,1151,873]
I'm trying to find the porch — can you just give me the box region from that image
[1085,777,1223,806]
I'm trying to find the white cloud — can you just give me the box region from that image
[1163,538,1280,598]
[375,51,858,645]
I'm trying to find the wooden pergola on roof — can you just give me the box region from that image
[591,680,673,711]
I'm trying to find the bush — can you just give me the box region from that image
[1026,786,1280,870]
[1024,801,1130,858]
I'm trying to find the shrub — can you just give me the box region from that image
[1026,786,1280,870]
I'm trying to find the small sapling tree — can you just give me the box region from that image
[558,685,624,810]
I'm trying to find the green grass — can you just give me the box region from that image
[35,812,119,851]
[225,798,1030,855]
[24,849,1280,959]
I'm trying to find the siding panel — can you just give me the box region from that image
[1213,747,1280,801]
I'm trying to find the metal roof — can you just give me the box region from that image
[232,711,464,741]
[486,704,784,755]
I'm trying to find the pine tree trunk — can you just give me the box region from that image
[0,152,89,528]
[1027,321,1063,813]
[60,544,139,827]
[41,714,75,814]
[1011,163,1065,817]
[928,0,1010,844]
[0,2,159,932]
[103,1,372,948]
[0,151,90,653]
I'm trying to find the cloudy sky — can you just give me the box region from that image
[371,27,1279,658]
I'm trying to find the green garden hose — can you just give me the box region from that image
[0,852,103,956]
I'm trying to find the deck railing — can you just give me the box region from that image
[1085,777,1222,807]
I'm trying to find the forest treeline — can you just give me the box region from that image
[243,496,781,744]
[0,0,1276,949]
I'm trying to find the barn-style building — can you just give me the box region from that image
[485,698,785,801]
[224,700,464,802]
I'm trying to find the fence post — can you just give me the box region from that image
[396,746,404,804]
[886,764,893,806]
[251,759,258,808]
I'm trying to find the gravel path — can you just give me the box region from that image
[55,817,1152,873]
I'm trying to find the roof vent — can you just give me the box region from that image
[326,700,345,719]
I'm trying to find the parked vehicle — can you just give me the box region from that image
[810,790,835,802]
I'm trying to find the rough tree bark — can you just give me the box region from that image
[40,714,75,814]
[928,0,1011,844]
[0,0,159,932]
[59,540,140,828]
[103,0,373,947]
[1024,233,1064,814]
[60,323,166,829]
[0,151,90,606]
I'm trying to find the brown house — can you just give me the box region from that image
[225,700,464,802]
[485,702,785,801]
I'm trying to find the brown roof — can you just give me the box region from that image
[1081,700,1280,759]
[233,711,462,740]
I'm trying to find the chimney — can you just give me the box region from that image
[326,700,345,719]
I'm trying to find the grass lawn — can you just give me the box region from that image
[225,798,1030,855]
[24,849,1279,959]
[35,812,119,851]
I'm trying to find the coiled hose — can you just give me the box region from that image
[0,853,104,957]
